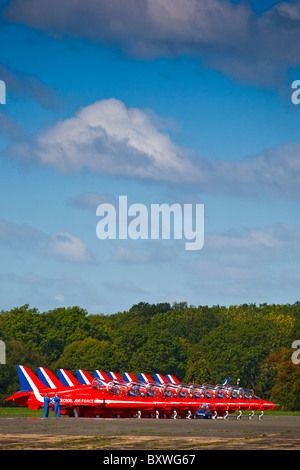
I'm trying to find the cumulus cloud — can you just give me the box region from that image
[45,231,97,264]
[9,98,300,198]
[4,0,300,87]
[10,98,197,182]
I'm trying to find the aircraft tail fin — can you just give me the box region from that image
[123,372,139,383]
[108,371,124,382]
[221,377,230,386]
[94,370,111,382]
[139,373,154,383]
[166,374,181,384]
[17,365,47,392]
[37,367,66,389]
[14,365,46,405]
[57,369,80,387]
[154,373,168,384]
[76,369,94,385]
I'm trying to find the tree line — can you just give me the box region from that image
[0,301,299,410]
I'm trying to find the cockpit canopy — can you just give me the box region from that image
[92,378,106,390]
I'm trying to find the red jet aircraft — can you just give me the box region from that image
[4,365,276,419]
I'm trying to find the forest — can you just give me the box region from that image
[0,301,299,411]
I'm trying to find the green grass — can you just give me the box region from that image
[0,407,47,418]
[254,410,300,416]
[0,406,299,418]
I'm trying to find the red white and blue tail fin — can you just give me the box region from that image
[123,372,139,383]
[139,373,154,383]
[57,369,80,387]
[154,373,168,384]
[94,370,111,382]
[16,365,46,404]
[166,374,181,384]
[17,365,47,392]
[37,367,66,389]
[76,369,94,385]
[108,371,124,382]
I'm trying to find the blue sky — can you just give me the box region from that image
[0,0,299,315]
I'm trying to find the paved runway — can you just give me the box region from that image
[0,415,299,450]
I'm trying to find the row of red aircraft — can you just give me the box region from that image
[4,365,276,419]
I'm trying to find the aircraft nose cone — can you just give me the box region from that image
[264,402,276,409]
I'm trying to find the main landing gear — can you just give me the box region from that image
[236,410,264,420]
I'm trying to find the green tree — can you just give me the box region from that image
[39,306,90,360]
[55,337,116,374]
[0,305,42,350]
[135,331,188,379]
[183,351,211,384]
[197,304,295,388]
[269,348,300,411]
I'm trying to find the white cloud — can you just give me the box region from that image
[3,0,251,57]
[11,98,197,182]
[54,294,65,302]
[10,98,300,198]
[5,0,300,87]
[46,232,97,264]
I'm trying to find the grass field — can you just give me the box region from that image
[0,406,299,418]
